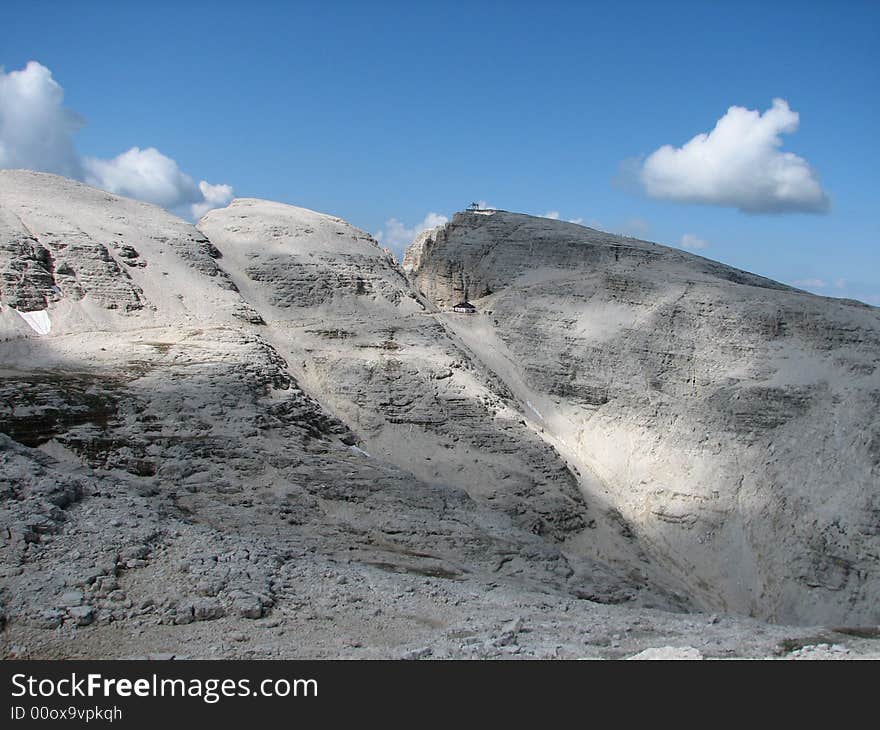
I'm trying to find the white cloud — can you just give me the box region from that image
[0,61,83,179]
[375,212,448,257]
[0,61,232,219]
[191,181,235,220]
[680,233,709,250]
[638,99,829,214]
[542,210,588,225]
[84,147,201,210]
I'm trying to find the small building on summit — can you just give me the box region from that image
[452,301,477,314]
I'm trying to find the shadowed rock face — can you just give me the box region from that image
[405,209,880,625]
[1,172,879,661]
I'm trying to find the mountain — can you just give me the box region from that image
[405,209,880,625]
[1,171,878,659]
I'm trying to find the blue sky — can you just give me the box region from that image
[3,0,879,303]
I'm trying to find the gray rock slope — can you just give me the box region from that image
[1,172,878,659]
[198,200,673,608]
[405,209,880,626]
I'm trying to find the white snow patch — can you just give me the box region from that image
[349,445,372,458]
[14,308,51,335]
[526,400,543,420]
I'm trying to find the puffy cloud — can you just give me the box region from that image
[638,99,829,214]
[84,150,234,219]
[375,212,448,258]
[0,61,232,219]
[84,147,201,210]
[542,210,587,225]
[680,233,709,250]
[191,181,235,220]
[420,212,449,230]
[0,61,83,179]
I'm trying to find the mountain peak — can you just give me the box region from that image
[404,205,795,309]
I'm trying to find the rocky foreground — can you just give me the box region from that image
[1,171,878,659]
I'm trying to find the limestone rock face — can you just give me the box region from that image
[405,210,880,625]
[0,171,248,333]
[1,174,681,661]
[404,209,794,308]
[199,200,664,605]
[3,172,879,660]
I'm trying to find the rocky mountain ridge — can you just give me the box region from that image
[1,171,878,659]
[406,209,880,625]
